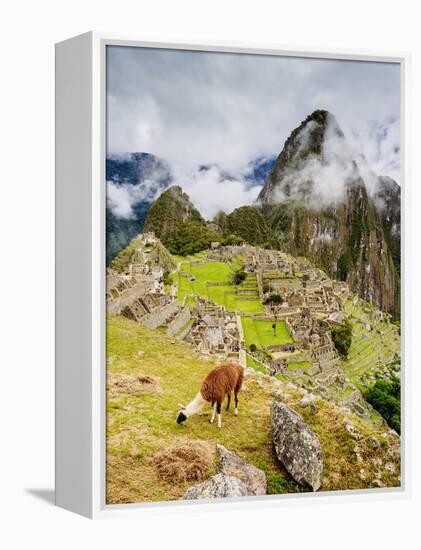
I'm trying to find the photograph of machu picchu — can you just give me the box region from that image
[105,45,401,505]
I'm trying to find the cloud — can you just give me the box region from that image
[106,47,400,215]
[107,181,149,219]
[272,114,361,208]
[172,165,262,219]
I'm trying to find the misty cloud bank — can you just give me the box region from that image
[271,114,384,209]
[107,160,266,220]
[106,46,400,219]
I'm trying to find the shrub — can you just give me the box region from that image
[249,343,257,353]
[163,271,173,286]
[232,269,247,285]
[262,282,271,294]
[166,220,218,256]
[337,251,353,281]
[366,376,400,434]
[331,320,352,358]
[222,233,244,246]
[264,293,283,305]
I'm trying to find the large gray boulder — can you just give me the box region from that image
[271,401,323,491]
[183,445,267,500]
[183,474,249,499]
[216,444,266,496]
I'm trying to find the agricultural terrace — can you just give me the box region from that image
[342,299,400,386]
[176,254,264,314]
[241,317,293,349]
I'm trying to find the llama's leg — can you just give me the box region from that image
[210,402,217,424]
[234,391,239,416]
[226,393,231,411]
[216,401,222,428]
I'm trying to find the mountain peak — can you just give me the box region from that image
[143,185,205,241]
[257,110,349,207]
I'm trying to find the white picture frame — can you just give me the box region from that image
[55,31,411,519]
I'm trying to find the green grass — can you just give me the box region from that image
[341,298,400,385]
[177,258,264,314]
[106,315,294,503]
[106,314,401,503]
[246,354,268,373]
[242,317,293,349]
[287,361,311,371]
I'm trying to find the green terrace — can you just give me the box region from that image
[342,299,400,384]
[241,317,293,349]
[176,255,264,314]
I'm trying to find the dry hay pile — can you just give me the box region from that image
[152,440,214,483]
[108,373,161,398]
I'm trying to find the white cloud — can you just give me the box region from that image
[107,181,149,219]
[172,165,261,219]
[106,47,400,217]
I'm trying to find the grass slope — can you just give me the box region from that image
[106,315,400,504]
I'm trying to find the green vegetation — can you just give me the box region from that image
[337,251,353,281]
[106,315,292,503]
[331,320,352,358]
[246,354,267,373]
[232,268,247,285]
[242,317,293,349]
[342,299,400,385]
[287,361,311,371]
[221,233,244,246]
[177,256,264,314]
[264,293,283,305]
[110,234,175,274]
[366,376,401,433]
[106,315,400,503]
[166,220,218,256]
[143,185,204,242]
[225,205,279,248]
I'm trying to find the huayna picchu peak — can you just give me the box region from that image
[257,110,400,318]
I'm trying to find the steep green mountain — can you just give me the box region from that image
[224,206,278,248]
[143,185,205,241]
[257,110,400,318]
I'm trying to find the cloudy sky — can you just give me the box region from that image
[106,45,400,218]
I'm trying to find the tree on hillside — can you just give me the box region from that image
[331,320,352,358]
[366,376,401,433]
[166,220,218,256]
[265,293,283,305]
[232,268,247,285]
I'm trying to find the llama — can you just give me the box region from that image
[176,363,244,429]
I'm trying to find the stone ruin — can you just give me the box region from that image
[185,298,241,362]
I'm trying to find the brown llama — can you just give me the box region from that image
[176,363,244,429]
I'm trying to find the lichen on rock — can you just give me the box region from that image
[271,401,323,491]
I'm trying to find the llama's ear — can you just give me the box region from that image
[178,403,186,410]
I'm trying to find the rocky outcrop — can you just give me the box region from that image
[215,444,266,495]
[183,474,249,499]
[183,445,266,500]
[271,401,323,491]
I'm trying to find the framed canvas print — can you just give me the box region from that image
[55,32,409,518]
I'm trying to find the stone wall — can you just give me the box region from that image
[142,300,180,330]
[167,305,191,337]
